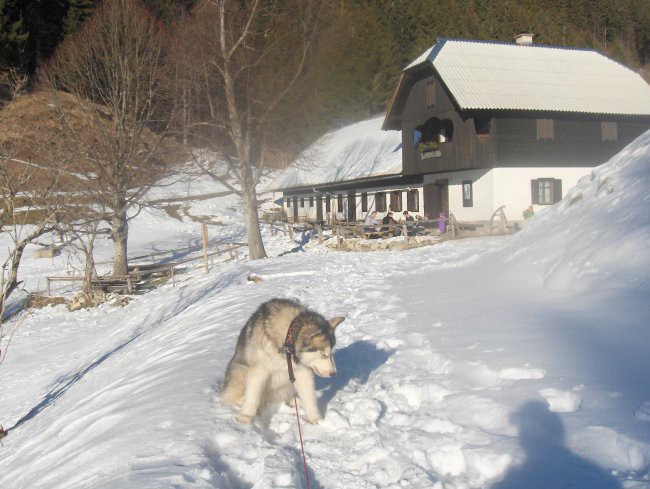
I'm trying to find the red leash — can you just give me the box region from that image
[280,324,311,489]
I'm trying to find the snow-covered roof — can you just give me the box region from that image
[406,38,650,116]
[267,116,402,191]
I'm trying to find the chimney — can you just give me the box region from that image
[515,33,534,45]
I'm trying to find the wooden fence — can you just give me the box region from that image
[45,242,246,296]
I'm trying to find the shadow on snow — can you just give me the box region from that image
[316,340,393,411]
[493,401,622,489]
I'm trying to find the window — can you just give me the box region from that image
[474,117,491,137]
[531,178,562,205]
[337,194,343,211]
[300,197,305,208]
[286,198,291,208]
[536,118,554,140]
[407,190,419,212]
[390,191,402,212]
[415,117,453,159]
[426,80,436,108]
[309,196,314,207]
[462,181,473,207]
[325,195,331,212]
[361,192,368,212]
[375,192,387,212]
[602,121,618,142]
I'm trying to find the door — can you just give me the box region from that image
[423,180,449,219]
[347,190,356,222]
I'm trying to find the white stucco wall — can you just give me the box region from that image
[282,166,593,224]
[424,169,495,221]
[491,167,592,221]
[423,166,593,221]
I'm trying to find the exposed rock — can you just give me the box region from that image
[328,236,440,252]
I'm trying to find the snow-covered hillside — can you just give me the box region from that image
[267,116,402,191]
[0,134,649,489]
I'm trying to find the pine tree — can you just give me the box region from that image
[142,0,196,24]
[0,0,27,68]
[63,0,95,37]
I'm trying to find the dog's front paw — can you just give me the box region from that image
[307,416,321,425]
[235,414,253,424]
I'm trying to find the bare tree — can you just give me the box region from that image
[175,0,321,260]
[42,0,175,276]
[0,76,67,361]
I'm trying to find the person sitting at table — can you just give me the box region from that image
[382,211,401,237]
[402,210,416,236]
[364,210,381,238]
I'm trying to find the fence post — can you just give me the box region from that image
[171,267,176,287]
[317,224,323,244]
[288,224,293,240]
[201,222,209,273]
[403,223,409,249]
[46,277,51,296]
[336,226,341,249]
[271,219,276,236]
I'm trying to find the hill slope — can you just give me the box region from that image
[0,133,649,488]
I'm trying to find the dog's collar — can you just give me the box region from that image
[279,320,299,355]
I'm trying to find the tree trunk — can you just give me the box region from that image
[111,211,129,276]
[1,243,27,315]
[1,224,51,316]
[240,165,267,260]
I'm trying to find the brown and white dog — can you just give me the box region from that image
[221,298,345,424]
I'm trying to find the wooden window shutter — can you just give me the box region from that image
[375,192,386,212]
[390,191,402,212]
[407,190,419,212]
[553,179,563,203]
[531,179,539,205]
[537,119,554,140]
[601,122,618,142]
[361,192,368,212]
[426,81,436,108]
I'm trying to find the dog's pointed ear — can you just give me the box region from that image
[328,317,345,330]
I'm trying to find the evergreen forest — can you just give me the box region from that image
[1,0,649,151]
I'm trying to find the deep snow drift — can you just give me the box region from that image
[0,133,649,488]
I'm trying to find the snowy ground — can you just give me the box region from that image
[0,135,649,489]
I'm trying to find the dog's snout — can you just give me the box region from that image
[330,371,336,377]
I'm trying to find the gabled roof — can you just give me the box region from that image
[384,38,650,128]
[267,116,402,192]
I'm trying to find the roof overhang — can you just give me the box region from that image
[279,173,423,195]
